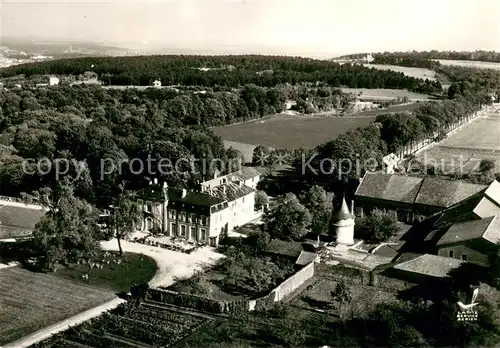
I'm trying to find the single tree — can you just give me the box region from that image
[252,145,272,166]
[331,280,352,314]
[355,209,399,243]
[30,179,100,271]
[300,185,332,236]
[480,159,496,173]
[110,182,141,256]
[255,190,270,210]
[263,193,312,241]
[244,230,271,256]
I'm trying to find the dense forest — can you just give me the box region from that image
[0,55,442,93]
[338,50,500,63]
[0,56,498,208]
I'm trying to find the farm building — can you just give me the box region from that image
[390,254,463,284]
[354,172,487,223]
[49,76,60,86]
[349,100,378,112]
[399,180,500,267]
[153,79,162,88]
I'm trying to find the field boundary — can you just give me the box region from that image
[3,297,126,348]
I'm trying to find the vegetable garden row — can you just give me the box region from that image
[32,302,213,348]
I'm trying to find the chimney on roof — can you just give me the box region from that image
[153,178,158,185]
[351,199,355,215]
[181,188,187,198]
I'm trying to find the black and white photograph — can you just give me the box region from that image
[0,0,499,347]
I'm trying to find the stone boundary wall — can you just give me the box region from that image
[145,262,315,314]
[316,263,416,291]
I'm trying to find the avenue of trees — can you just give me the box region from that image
[302,66,499,182]
[0,55,442,93]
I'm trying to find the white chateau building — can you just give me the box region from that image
[135,167,261,247]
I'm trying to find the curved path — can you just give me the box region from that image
[100,238,225,288]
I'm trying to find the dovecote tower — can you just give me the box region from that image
[331,195,355,245]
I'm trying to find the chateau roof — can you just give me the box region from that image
[138,186,225,207]
[205,182,255,203]
[228,167,260,181]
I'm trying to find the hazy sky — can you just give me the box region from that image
[1,0,499,57]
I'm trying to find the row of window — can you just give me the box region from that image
[169,210,208,225]
[449,250,467,261]
[171,223,207,241]
[136,200,209,225]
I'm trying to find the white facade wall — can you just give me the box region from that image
[49,77,60,86]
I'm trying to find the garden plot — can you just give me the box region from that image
[0,267,115,346]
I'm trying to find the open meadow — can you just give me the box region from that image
[363,64,437,81]
[0,266,116,345]
[215,103,421,152]
[434,59,500,70]
[416,106,500,174]
[215,114,376,150]
[340,88,430,100]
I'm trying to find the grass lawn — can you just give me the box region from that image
[214,114,377,148]
[214,103,423,149]
[290,277,398,316]
[51,251,157,293]
[0,266,116,345]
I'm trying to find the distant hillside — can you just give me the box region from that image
[0,54,442,94]
[334,50,500,63]
[0,37,131,60]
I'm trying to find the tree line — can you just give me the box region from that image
[339,50,500,63]
[0,54,441,93]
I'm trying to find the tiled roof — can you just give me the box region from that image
[138,186,225,207]
[415,177,487,208]
[484,180,500,205]
[295,251,317,265]
[355,172,423,204]
[206,182,254,203]
[372,241,405,259]
[393,254,463,278]
[473,197,500,219]
[436,216,495,246]
[355,172,489,209]
[229,167,260,181]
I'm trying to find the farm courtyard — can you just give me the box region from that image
[0,266,116,345]
[416,105,500,174]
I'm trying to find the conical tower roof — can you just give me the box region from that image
[331,196,354,222]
